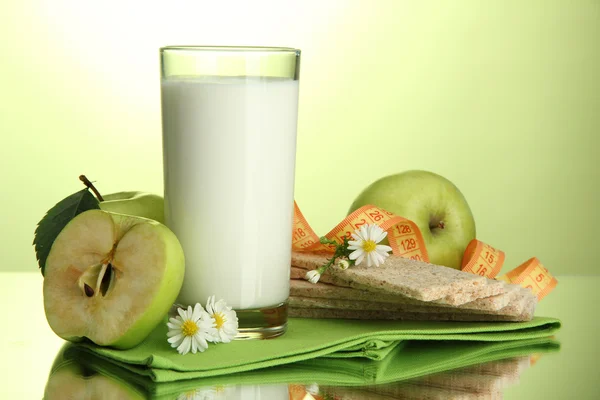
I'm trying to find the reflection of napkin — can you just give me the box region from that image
[65,337,560,399]
[82,316,560,383]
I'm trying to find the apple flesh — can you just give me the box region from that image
[43,209,185,349]
[99,191,165,224]
[348,170,476,269]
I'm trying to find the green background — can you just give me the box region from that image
[2,0,598,275]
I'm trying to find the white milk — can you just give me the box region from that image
[161,77,299,310]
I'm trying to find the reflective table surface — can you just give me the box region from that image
[2,273,598,399]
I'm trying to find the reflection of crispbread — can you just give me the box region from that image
[320,356,532,399]
[457,356,531,387]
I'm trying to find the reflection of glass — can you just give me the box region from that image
[160,46,301,340]
[43,338,559,400]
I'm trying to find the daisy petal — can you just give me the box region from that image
[167,333,183,344]
[167,329,182,337]
[177,307,188,320]
[351,232,362,241]
[375,229,388,243]
[365,252,373,267]
[191,336,198,353]
[359,225,369,240]
[348,249,363,260]
[206,295,215,314]
[367,224,375,239]
[376,244,393,253]
[372,251,384,266]
[195,333,209,351]
[355,253,365,266]
[178,336,192,355]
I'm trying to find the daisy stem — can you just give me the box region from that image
[317,236,354,276]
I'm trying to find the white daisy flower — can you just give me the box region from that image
[167,304,216,355]
[336,259,350,270]
[347,224,393,267]
[305,269,321,284]
[206,296,239,343]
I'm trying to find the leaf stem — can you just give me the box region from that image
[79,175,104,201]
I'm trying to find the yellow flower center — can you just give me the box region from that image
[362,240,377,253]
[214,312,226,329]
[181,320,198,336]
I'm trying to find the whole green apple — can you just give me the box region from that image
[348,170,476,269]
[99,191,164,224]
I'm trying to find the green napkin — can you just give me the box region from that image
[60,336,560,399]
[82,316,560,383]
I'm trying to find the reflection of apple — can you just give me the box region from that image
[43,209,185,349]
[44,346,146,400]
[348,170,476,269]
[99,191,165,223]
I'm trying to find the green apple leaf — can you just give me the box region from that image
[33,189,100,276]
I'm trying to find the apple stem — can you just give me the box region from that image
[439,221,445,230]
[79,175,104,202]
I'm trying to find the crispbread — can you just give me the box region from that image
[290,278,526,312]
[435,278,505,305]
[288,294,528,317]
[291,251,499,305]
[290,267,308,280]
[288,306,534,322]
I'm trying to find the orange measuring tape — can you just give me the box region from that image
[292,201,557,301]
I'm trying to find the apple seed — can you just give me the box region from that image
[84,283,94,297]
[78,262,115,298]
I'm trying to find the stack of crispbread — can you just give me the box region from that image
[289,251,537,322]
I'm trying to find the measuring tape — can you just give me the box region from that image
[292,201,557,301]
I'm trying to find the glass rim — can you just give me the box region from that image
[160,45,300,54]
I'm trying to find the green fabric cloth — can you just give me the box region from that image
[62,336,560,399]
[82,316,561,383]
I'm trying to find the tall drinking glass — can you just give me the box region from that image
[160,46,300,339]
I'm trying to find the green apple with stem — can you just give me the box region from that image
[78,175,165,223]
[43,208,185,349]
[348,170,476,269]
[99,191,165,224]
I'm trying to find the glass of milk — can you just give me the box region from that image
[160,46,300,339]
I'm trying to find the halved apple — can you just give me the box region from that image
[43,209,185,349]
